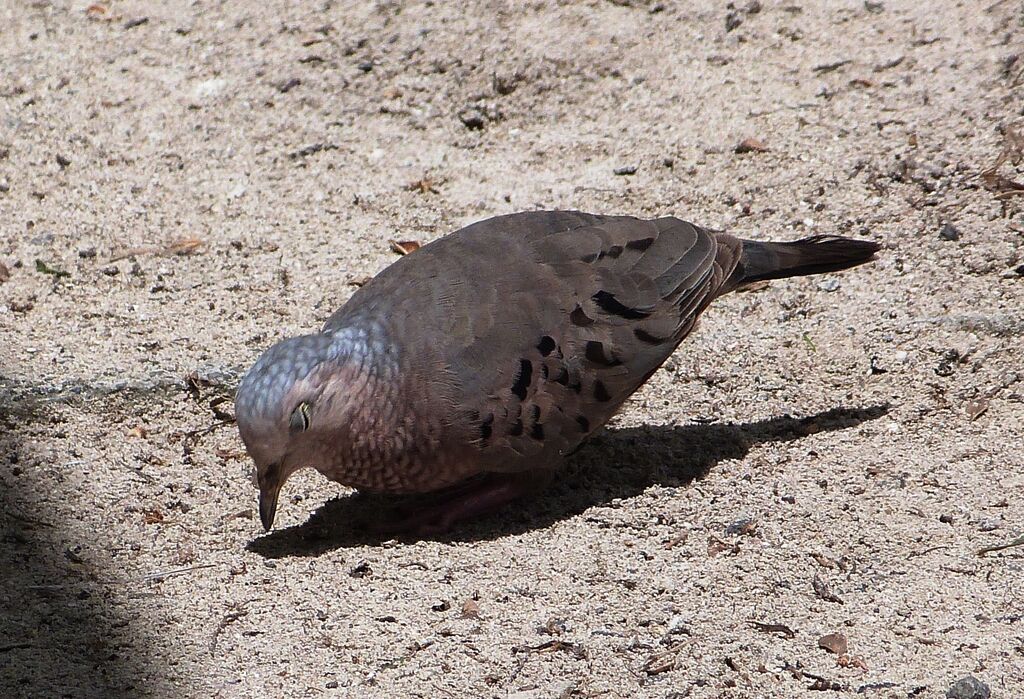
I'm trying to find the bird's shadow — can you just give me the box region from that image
[247,404,888,558]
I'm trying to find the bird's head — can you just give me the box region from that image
[234,333,342,531]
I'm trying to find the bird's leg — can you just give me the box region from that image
[375,469,553,535]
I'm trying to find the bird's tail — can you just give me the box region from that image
[731,235,880,288]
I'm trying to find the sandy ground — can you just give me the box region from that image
[2,0,1023,697]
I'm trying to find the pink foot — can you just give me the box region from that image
[370,470,553,536]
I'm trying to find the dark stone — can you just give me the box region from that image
[458,107,486,130]
[946,676,990,699]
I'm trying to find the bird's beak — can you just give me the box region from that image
[259,481,281,531]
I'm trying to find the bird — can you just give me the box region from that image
[234,210,879,533]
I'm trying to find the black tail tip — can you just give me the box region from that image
[737,234,881,286]
[796,234,881,257]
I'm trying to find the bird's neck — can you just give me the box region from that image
[307,324,420,488]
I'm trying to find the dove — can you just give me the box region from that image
[234,211,879,532]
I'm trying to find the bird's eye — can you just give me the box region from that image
[289,402,311,433]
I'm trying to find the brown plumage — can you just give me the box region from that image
[234,210,879,531]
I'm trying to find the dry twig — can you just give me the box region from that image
[977,534,1024,556]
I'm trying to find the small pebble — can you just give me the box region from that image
[939,513,954,524]
[946,676,990,699]
[613,165,638,176]
[101,265,119,276]
[938,223,961,241]
[725,517,757,536]
[458,107,486,130]
[349,560,372,578]
[56,154,71,168]
[0,179,9,193]
[78,247,97,259]
[818,278,841,292]
[666,615,691,635]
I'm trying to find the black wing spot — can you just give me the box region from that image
[594,380,612,402]
[537,335,556,356]
[570,305,594,327]
[626,237,655,251]
[576,415,590,433]
[530,422,544,440]
[585,340,621,367]
[479,413,494,442]
[510,418,524,436]
[592,290,650,320]
[634,327,669,344]
[511,359,532,400]
[569,374,582,394]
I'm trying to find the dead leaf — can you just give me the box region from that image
[517,639,586,660]
[707,536,740,557]
[812,573,844,604]
[0,260,10,283]
[405,177,441,194]
[143,508,165,524]
[163,237,205,256]
[965,398,989,421]
[643,642,684,675]
[541,617,568,636]
[215,447,247,461]
[981,125,1024,202]
[749,620,796,638]
[662,531,689,549]
[128,425,148,439]
[810,553,836,568]
[818,632,848,655]
[808,677,843,691]
[347,276,372,287]
[981,168,1024,198]
[85,3,107,15]
[389,240,421,255]
[460,599,481,619]
[837,654,868,670]
[35,259,70,278]
[109,236,205,262]
[735,138,769,154]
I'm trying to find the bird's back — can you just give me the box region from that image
[324,210,741,475]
